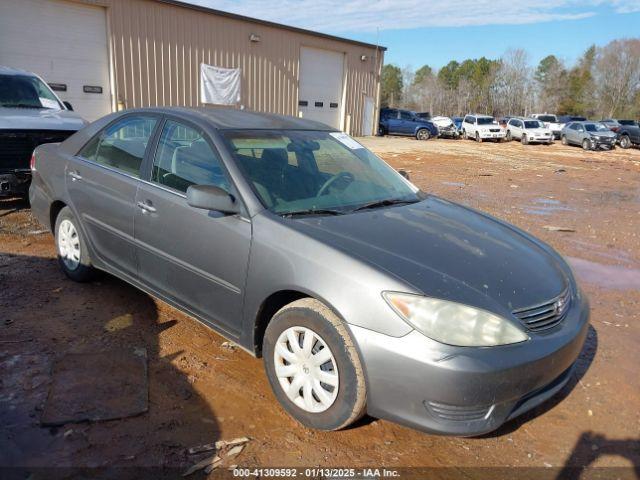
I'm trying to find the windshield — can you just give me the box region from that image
[477,117,496,125]
[585,123,609,132]
[524,120,544,129]
[0,74,62,109]
[537,115,556,122]
[221,130,422,215]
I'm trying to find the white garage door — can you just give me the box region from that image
[298,47,344,130]
[0,0,112,121]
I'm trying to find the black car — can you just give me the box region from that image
[616,120,640,149]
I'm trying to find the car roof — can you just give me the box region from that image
[118,107,335,131]
[0,65,38,77]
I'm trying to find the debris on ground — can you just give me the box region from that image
[543,225,576,232]
[183,437,250,476]
[220,341,238,351]
[41,349,148,426]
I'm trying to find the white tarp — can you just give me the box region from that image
[200,64,241,105]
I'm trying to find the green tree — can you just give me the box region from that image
[413,65,433,85]
[380,64,403,107]
[438,61,461,89]
[559,46,596,115]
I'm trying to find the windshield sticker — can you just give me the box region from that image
[39,98,60,109]
[330,132,364,150]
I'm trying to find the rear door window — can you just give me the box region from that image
[79,116,158,177]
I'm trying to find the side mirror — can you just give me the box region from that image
[186,185,239,214]
[398,169,410,180]
[63,101,74,111]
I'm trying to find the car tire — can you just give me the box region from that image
[263,298,367,431]
[506,130,512,141]
[522,134,529,145]
[561,135,569,146]
[475,132,482,143]
[54,206,96,282]
[377,125,386,137]
[416,128,430,141]
[582,138,592,151]
[462,129,468,140]
[620,135,631,149]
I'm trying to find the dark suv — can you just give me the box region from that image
[615,120,640,149]
[379,108,438,140]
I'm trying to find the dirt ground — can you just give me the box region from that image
[1,137,639,478]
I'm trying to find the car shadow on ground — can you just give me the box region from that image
[0,197,29,218]
[556,431,640,479]
[481,324,598,438]
[0,253,221,474]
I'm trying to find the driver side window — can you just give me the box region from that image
[151,120,230,193]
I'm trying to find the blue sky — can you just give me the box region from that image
[190,0,640,70]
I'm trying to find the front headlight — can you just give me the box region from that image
[382,292,529,347]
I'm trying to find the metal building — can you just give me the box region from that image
[0,0,385,136]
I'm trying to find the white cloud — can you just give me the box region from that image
[186,0,631,33]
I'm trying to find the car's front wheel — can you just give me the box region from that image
[620,135,631,149]
[522,134,529,145]
[416,128,430,141]
[506,130,512,141]
[263,298,367,431]
[561,135,569,145]
[54,206,96,282]
[582,138,592,151]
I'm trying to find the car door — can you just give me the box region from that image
[134,117,251,336]
[67,114,159,279]
[399,111,415,134]
[386,110,402,134]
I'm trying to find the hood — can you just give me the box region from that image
[0,107,87,131]
[590,130,616,138]
[286,197,568,314]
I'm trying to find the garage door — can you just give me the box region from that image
[298,47,344,130]
[0,0,112,121]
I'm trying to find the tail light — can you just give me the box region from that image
[30,153,37,171]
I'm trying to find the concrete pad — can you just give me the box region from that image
[41,348,148,426]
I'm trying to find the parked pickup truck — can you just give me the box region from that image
[616,120,640,149]
[531,114,564,139]
[0,66,86,197]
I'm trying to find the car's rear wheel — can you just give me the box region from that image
[377,125,386,137]
[462,129,468,140]
[263,298,367,431]
[54,206,96,282]
[416,128,430,141]
[582,138,592,151]
[620,135,631,149]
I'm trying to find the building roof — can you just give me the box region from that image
[135,107,336,131]
[157,0,387,52]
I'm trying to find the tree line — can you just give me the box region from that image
[381,38,640,119]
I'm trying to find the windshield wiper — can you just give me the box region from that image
[352,198,420,212]
[2,103,48,109]
[281,208,345,217]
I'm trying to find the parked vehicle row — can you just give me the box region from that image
[378,107,640,151]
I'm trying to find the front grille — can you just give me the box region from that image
[0,130,75,170]
[512,288,571,332]
[489,129,501,132]
[424,401,492,422]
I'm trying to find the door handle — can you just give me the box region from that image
[136,201,157,213]
[68,171,82,181]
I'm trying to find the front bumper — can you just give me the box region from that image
[589,137,616,149]
[478,131,506,139]
[350,291,589,436]
[0,171,31,197]
[528,135,554,143]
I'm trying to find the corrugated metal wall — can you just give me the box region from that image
[92,0,383,136]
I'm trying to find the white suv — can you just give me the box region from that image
[462,114,506,142]
[506,117,554,145]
